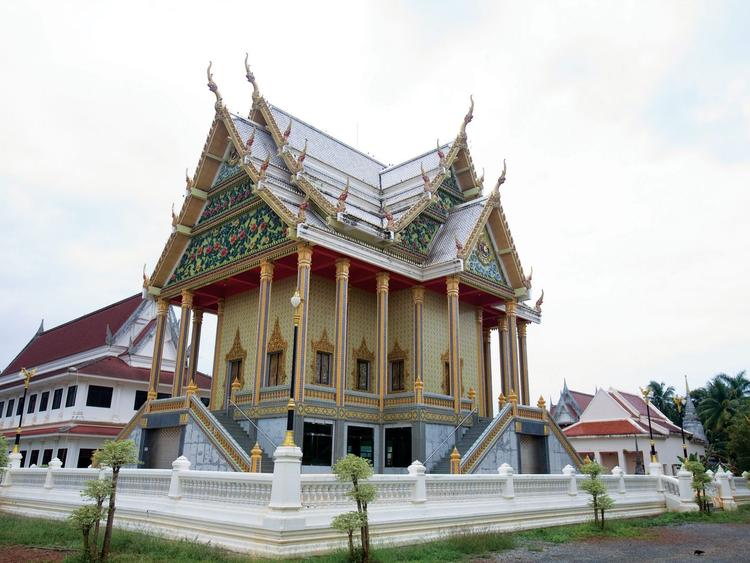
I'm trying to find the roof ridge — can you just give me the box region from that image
[263,105,387,167]
[381,142,452,174]
[35,294,142,336]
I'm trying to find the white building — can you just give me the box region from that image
[0,294,210,468]
[561,387,706,476]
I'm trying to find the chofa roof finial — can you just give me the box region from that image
[492,159,507,194]
[524,266,533,289]
[206,62,223,111]
[535,289,544,313]
[459,95,474,141]
[420,163,433,193]
[337,177,350,213]
[244,53,260,103]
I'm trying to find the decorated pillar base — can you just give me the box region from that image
[8,451,22,469]
[647,461,663,477]
[269,445,303,511]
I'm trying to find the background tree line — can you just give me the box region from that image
[646,371,750,473]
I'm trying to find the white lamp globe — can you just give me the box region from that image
[290,291,301,308]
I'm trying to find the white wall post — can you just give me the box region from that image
[716,466,737,511]
[677,464,694,502]
[648,460,663,478]
[9,452,22,469]
[728,472,735,493]
[269,445,303,510]
[168,455,191,500]
[498,463,515,499]
[44,457,62,489]
[408,460,427,504]
[98,464,110,481]
[611,466,626,494]
[562,464,577,496]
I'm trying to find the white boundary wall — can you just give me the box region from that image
[1,455,748,558]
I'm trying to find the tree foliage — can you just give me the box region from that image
[332,454,376,562]
[683,454,712,513]
[69,504,103,562]
[580,460,614,529]
[0,435,8,472]
[647,381,678,424]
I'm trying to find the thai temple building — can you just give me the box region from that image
[122,59,579,475]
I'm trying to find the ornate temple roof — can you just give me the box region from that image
[148,59,541,322]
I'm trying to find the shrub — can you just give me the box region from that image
[580,460,615,529]
[332,454,376,562]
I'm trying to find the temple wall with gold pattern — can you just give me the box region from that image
[388,289,413,392]
[264,276,295,386]
[346,285,378,391]
[305,275,337,384]
[459,302,479,400]
[218,289,259,398]
[422,290,450,395]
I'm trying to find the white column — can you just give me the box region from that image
[408,460,427,504]
[563,464,578,496]
[498,463,515,499]
[168,455,191,499]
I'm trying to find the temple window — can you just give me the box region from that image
[51,389,62,410]
[86,385,113,409]
[443,361,451,395]
[56,448,67,467]
[28,450,39,467]
[16,398,24,416]
[5,398,14,417]
[385,426,412,468]
[302,422,333,466]
[65,385,77,408]
[39,391,49,412]
[41,449,54,466]
[26,394,37,414]
[390,360,405,392]
[266,352,282,386]
[315,351,332,385]
[228,359,242,386]
[356,359,370,391]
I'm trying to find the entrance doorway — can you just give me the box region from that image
[518,434,547,474]
[346,426,374,465]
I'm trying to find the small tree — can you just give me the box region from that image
[92,439,138,561]
[69,505,102,562]
[0,436,9,485]
[684,454,712,513]
[332,454,376,562]
[82,478,112,560]
[331,511,362,560]
[580,460,614,529]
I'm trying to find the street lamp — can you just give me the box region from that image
[640,386,658,465]
[673,394,687,460]
[283,290,303,447]
[13,368,36,454]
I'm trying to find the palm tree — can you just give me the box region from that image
[647,380,678,424]
[717,371,750,400]
[697,377,743,455]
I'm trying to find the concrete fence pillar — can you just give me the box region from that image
[98,464,111,481]
[716,466,737,511]
[44,457,62,489]
[498,463,515,499]
[728,472,735,493]
[677,464,694,502]
[9,452,22,470]
[408,460,427,504]
[562,464,577,496]
[611,466,626,494]
[269,446,303,510]
[168,455,191,499]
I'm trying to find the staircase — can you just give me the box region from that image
[211,410,274,473]
[430,416,494,473]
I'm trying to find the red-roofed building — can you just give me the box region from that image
[560,387,706,476]
[550,380,594,428]
[1,295,210,468]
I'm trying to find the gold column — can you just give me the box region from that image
[498,317,510,398]
[253,260,274,405]
[518,320,530,405]
[172,290,193,397]
[294,244,313,402]
[412,286,425,404]
[209,298,225,410]
[446,275,461,413]
[483,328,493,417]
[506,300,520,399]
[334,258,350,407]
[147,298,169,401]
[376,272,389,411]
[186,308,203,389]
[475,309,486,417]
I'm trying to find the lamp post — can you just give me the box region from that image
[674,394,688,459]
[283,290,303,447]
[13,368,36,454]
[640,386,658,464]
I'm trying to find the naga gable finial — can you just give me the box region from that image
[535,289,544,313]
[459,95,474,140]
[436,139,446,164]
[455,236,464,255]
[258,152,271,179]
[384,207,395,230]
[206,61,223,110]
[492,159,507,193]
[478,167,485,187]
[142,263,150,289]
[337,177,350,213]
[298,197,310,221]
[296,139,308,171]
[244,53,260,102]
[171,202,178,227]
[245,127,256,153]
[420,163,432,192]
[524,266,533,289]
[185,168,193,192]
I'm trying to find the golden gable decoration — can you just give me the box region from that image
[309,327,335,385]
[266,317,288,384]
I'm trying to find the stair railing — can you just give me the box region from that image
[424,407,477,468]
[229,399,279,450]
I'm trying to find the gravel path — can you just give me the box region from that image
[477,523,750,562]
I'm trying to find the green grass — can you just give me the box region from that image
[0,506,747,562]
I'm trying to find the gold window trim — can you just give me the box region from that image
[266,317,287,385]
[351,337,374,392]
[225,328,247,386]
[310,327,335,385]
[388,339,410,392]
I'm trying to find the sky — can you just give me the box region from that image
[0,1,748,406]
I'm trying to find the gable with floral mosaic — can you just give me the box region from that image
[466,229,508,286]
[398,214,441,255]
[198,177,256,225]
[169,203,287,285]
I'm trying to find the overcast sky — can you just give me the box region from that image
[1,1,748,404]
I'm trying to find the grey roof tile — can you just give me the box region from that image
[427,198,486,265]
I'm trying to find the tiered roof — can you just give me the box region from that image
[148,59,540,321]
